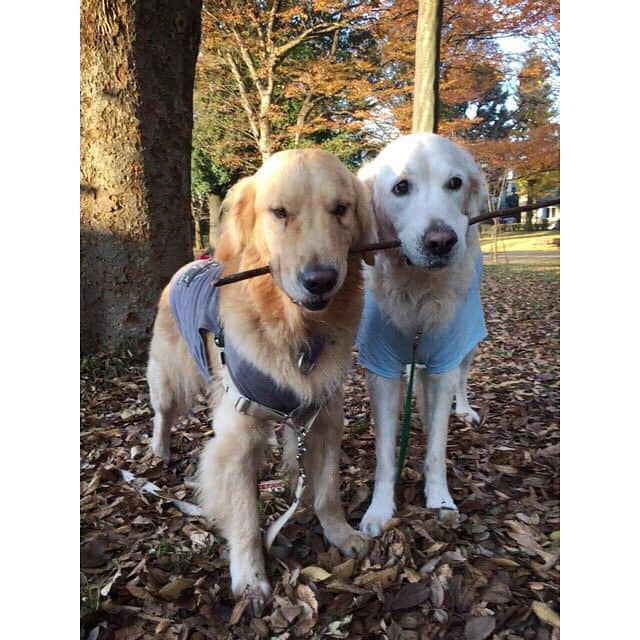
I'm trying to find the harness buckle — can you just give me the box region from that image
[233,395,252,415]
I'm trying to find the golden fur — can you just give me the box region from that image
[146,149,373,606]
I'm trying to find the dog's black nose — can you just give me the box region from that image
[300,265,338,295]
[423,226,458,256]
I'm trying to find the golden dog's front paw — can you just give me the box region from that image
[326,525,370,559]
[231,571,271,617]
[231,571,271,598]
[341,531,370,559]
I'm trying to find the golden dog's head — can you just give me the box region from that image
[221,149,374,312]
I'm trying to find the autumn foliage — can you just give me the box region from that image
[193,0,559,200]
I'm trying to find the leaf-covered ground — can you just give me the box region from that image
[81,264,559,640]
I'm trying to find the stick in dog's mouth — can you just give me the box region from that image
[212,197,560,288]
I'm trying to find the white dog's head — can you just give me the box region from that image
[358,133,488,270]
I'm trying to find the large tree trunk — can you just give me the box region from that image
[412,0,443,134]
[80,0,202,353]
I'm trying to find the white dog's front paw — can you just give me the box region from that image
[425,483,457,512]
[360,498,395,538]
[455,406,480,425]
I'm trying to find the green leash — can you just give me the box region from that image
[396,331,422,483]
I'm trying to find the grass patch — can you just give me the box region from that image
[479,230,559,252]
[80,573,101,616]
[149,537,173,557]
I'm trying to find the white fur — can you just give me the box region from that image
[358,134,487,536]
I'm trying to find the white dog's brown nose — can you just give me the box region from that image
[300,265,338,295]
[423,226,458,256]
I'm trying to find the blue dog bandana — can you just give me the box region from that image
[356,253,487,378]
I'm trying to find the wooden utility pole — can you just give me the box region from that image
[412,0,444,133]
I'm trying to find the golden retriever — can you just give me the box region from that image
[146,149,373,608]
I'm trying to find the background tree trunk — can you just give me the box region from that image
[80,0,202,353]
[208,193,222,246]
[412,0,443,134]
[525,179,535,231]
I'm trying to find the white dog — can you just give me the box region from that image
[356,133,488,537]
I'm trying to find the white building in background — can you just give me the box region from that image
[517,189,560,228]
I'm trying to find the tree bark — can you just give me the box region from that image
[80,0,202,353]
[258,93,273,161]
[208,193,222,246]
[292,94,310,146]
[412,0,443,134]
[525,179,535,231]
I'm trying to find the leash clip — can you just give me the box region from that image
[412,329,423,356]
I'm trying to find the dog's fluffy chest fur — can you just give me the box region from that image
[216,261,364,407]
[365,240,478,336]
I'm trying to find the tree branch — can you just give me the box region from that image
[266,0,279,55]
[230,28,265,95]
[273,20,348,61]
[224,53,260,144]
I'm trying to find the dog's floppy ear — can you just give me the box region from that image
[351,173,377,266]
[221,176,256,255]
[464,153,489,218]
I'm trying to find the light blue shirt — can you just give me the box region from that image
[356,254,487,378]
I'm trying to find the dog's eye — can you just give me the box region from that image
[331,203,348,217]
[392,180,410,196]
[447,176,463,191]
[272,207,288,219]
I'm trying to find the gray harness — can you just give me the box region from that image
[168,259,325,547]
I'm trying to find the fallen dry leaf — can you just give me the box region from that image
[114,626,143,640]
[532,601,560,628]
[81,538,109,569]
[464,615,496,640]
[228,596,250,626]
[332,558,355,580]
[300,565,332,582]
[81,266,560,639]
[157,577,195,602]
[353,565,398,588]
[390,583,430,610]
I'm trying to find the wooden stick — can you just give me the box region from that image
[212,265,270,287]
[468,198,560,226]
[213,198,560,287]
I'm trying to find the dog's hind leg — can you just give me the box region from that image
[151,406,178,462]
[422,369,458,516]
[198,396,271,611]
[147,357,179,462]
[360,371,403,538]
[454,347,480,425]
[306,395,369,557]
